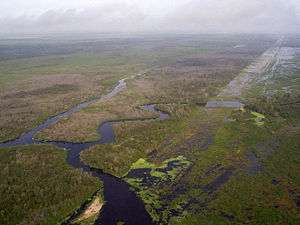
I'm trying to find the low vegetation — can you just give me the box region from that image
[26,35,269,143]
[168,39,300,225]
[35,84,156,142]
[82,36,300,225]
[124,156,192,223]
[0,145,101,225]
[1,35,298,225]
[169,110,300,225]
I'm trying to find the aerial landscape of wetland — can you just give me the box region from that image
[0,1,299,225]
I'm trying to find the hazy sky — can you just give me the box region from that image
[0,0,299,34]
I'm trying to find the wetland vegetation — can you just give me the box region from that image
[0,34,299,225]
[0,145,101,225]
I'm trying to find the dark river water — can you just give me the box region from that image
[0,79,170,225]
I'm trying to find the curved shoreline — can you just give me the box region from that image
[0,78,170,225]
[0,78,127,148]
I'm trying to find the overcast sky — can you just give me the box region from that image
[0,0,299,34]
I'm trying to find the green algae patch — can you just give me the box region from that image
[123,156,192,223]
[130,158,156,170]
[251,111,265,119]
[150,170,166,178]
[251,111,266,126]
[126,177,143,187]
[125,156,191,184]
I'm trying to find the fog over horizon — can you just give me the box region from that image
[0,0,299,36]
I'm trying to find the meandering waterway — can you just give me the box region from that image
[0,78,170,225]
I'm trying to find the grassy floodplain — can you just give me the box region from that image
[0,52,148,142]
[1,34,298,225]
[169,36,300,224]
[34,34,272,143]
[81,35,300,224]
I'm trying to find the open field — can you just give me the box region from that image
[1,34,299,225]
[0,51,149,142]
[169,116,300,225]
[81,36,300,224]
[245,46,300,118]
[33,35,271,143]
[168,37,300,224]
[35,83,156,142]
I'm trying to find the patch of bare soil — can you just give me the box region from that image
[74,197,103,223]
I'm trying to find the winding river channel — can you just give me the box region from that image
[0,78,170,225]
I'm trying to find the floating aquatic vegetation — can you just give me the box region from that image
[251,111,266,126]
[123,156,191,223]
[125,156,191,188]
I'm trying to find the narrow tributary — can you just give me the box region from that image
[0,79,170,225]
